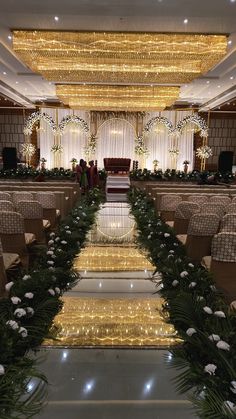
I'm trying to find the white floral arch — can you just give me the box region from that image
[23,111,57,136]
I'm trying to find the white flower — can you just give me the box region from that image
[48,289,55,296]
[188,263,194,268]
[82,212,86,217]
[214,311,226,318]
[164,233,170,238]
[224,401,236,412]
[172,280,179,287]
[66,230,72,235]
[61,240,67,245]
[48,240,54,246]
[169,250,174,254]
[168,254,174,259]
[216,340,230,351]
[180,271,188,278]
[22,275,31,281]
[230,381,236,394]
[204,364,217,375]
[210,285,217,292]
[50,232,55,238]
[24,292,34,299]
[189,282,197,288]
[76,217,80,220]
[5,281,14,292]
[147,234,152,239]
[55,237,60,242]
[160,244,165,248]
[18,327,28,338]
[186,328,197,336]
[203,306,213,315]
[47,260,54,266]
[11,296,21,305]
[197,296,204,301]
[55,287,60,294]
[14,308,26,318]
[47,251,54,256]
[6,320,18,330]
[0,365,5,375]
[52,276,57,282]
[208,334,221,342]
[173,242,178,246]
[64,226,70,229]
[48,267,55,271]
[26,307,34,315]
[51,254,56,259]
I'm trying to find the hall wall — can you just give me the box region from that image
[0,111,25,157]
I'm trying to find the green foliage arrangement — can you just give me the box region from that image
[130,169,235,183]
[128,187,236,419]
[0,187,104,418]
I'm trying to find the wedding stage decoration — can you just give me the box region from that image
[0,188,104,419]
[21,142,36,166]
[23,111,57,136]
[128,188,236,419]
[196,145,213,171]
[58,114,89,134]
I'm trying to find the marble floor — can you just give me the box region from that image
[36,202,194,418]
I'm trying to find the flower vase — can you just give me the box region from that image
[41,162,46,171]
[72,162,76,171]
[184,163,188,174]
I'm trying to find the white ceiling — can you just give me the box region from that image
[0,0,236,110]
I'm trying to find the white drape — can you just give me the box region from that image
[96,118,136,169]
[144,111,194,171]
[39,108,89,169]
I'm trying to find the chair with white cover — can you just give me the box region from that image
[220,213,236,233]
[35,192,59,227]
[209,195,231,209]
[201,203,225,219]
[0,211,36,268]
[226,203,236,214]
[12,192,34,205]
[16,201,50,242]
[159,194,182,222]
[167,201,200,235]
[202,232,236,303]
[0,200,14,212]
[0,192,12,202]
[177,213,220,262]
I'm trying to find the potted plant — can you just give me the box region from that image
[70,158,78,171]
[153,159,159,172]
[40,157,47,170]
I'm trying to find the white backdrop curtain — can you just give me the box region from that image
[144,111,194,171]
[39,108,89,169]
[96,118,136,169]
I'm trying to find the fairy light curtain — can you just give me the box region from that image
[96,118,136,168]
[144,110,194,171]
[39,108,89,169]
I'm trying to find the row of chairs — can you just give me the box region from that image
[0,237,21,295]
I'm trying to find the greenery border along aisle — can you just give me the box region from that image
[0,187,104,419]
[128,187,236,419]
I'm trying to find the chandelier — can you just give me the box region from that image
[13,31,227,85]
[56,84,180,111]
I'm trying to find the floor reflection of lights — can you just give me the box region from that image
[44,297,180,348]
[73,246,154,272]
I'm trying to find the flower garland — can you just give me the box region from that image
[58,115,89,135]
[23,112,57,136]
[143,116,174,134]
[176,114,208,138]
[84,133,97,157]
[0,188,104,418]
[196,145,213,160]
[51,144,63,154]
[128,188,236,419]
[135,135,149,156]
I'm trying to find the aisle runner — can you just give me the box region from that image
[44,297,180,347]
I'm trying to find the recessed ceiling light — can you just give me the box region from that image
[54,16,59,21]
[3,71,6,75]
[230,0,235,3]
[15,81,19,84]
[230,76,234,80]
[228,40,232,45]
[183,18,188,24]
[206,80,210,84]
[217,85,221,88]
[8,35,12,40]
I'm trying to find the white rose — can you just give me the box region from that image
[47,260,54,265]
[6,320,19,330]
[11,296,21,305]
[210,285,217,292]
[61,241,67,245]
[208,334,221,342]
[147,235,152,239]
[64,226,70,229]
[24,292,34,299]
[76,217,80,220]
[203,306,213,315]
[180,271,188,278]
[18,327,28,338]
[66,230,72,235]
[55,287,60,294]
[230,381,236,394]
[214,311,226,318]
[164,233,170,237]
[188,263,194,268]
[197,296,204,301]
[14,308,27,318]
[82,212,86,217]
[169,250,174,254]
[204,364,217,375]
[48,240,54,245]
[48,267,55,271]
[26,307,34,315]
[48,289,55,296]
[216,340,230,351]
[0,365,5,375]
[160,244,165,248]
[50,232,55,238]
[55,237,60,242]
[189,282,197,288]
[224,401,236,412]
[186,328,197,336]
[172,280,179,287]
[22,275,31,281]
[47,251,54,256]
[5,281,14,292]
